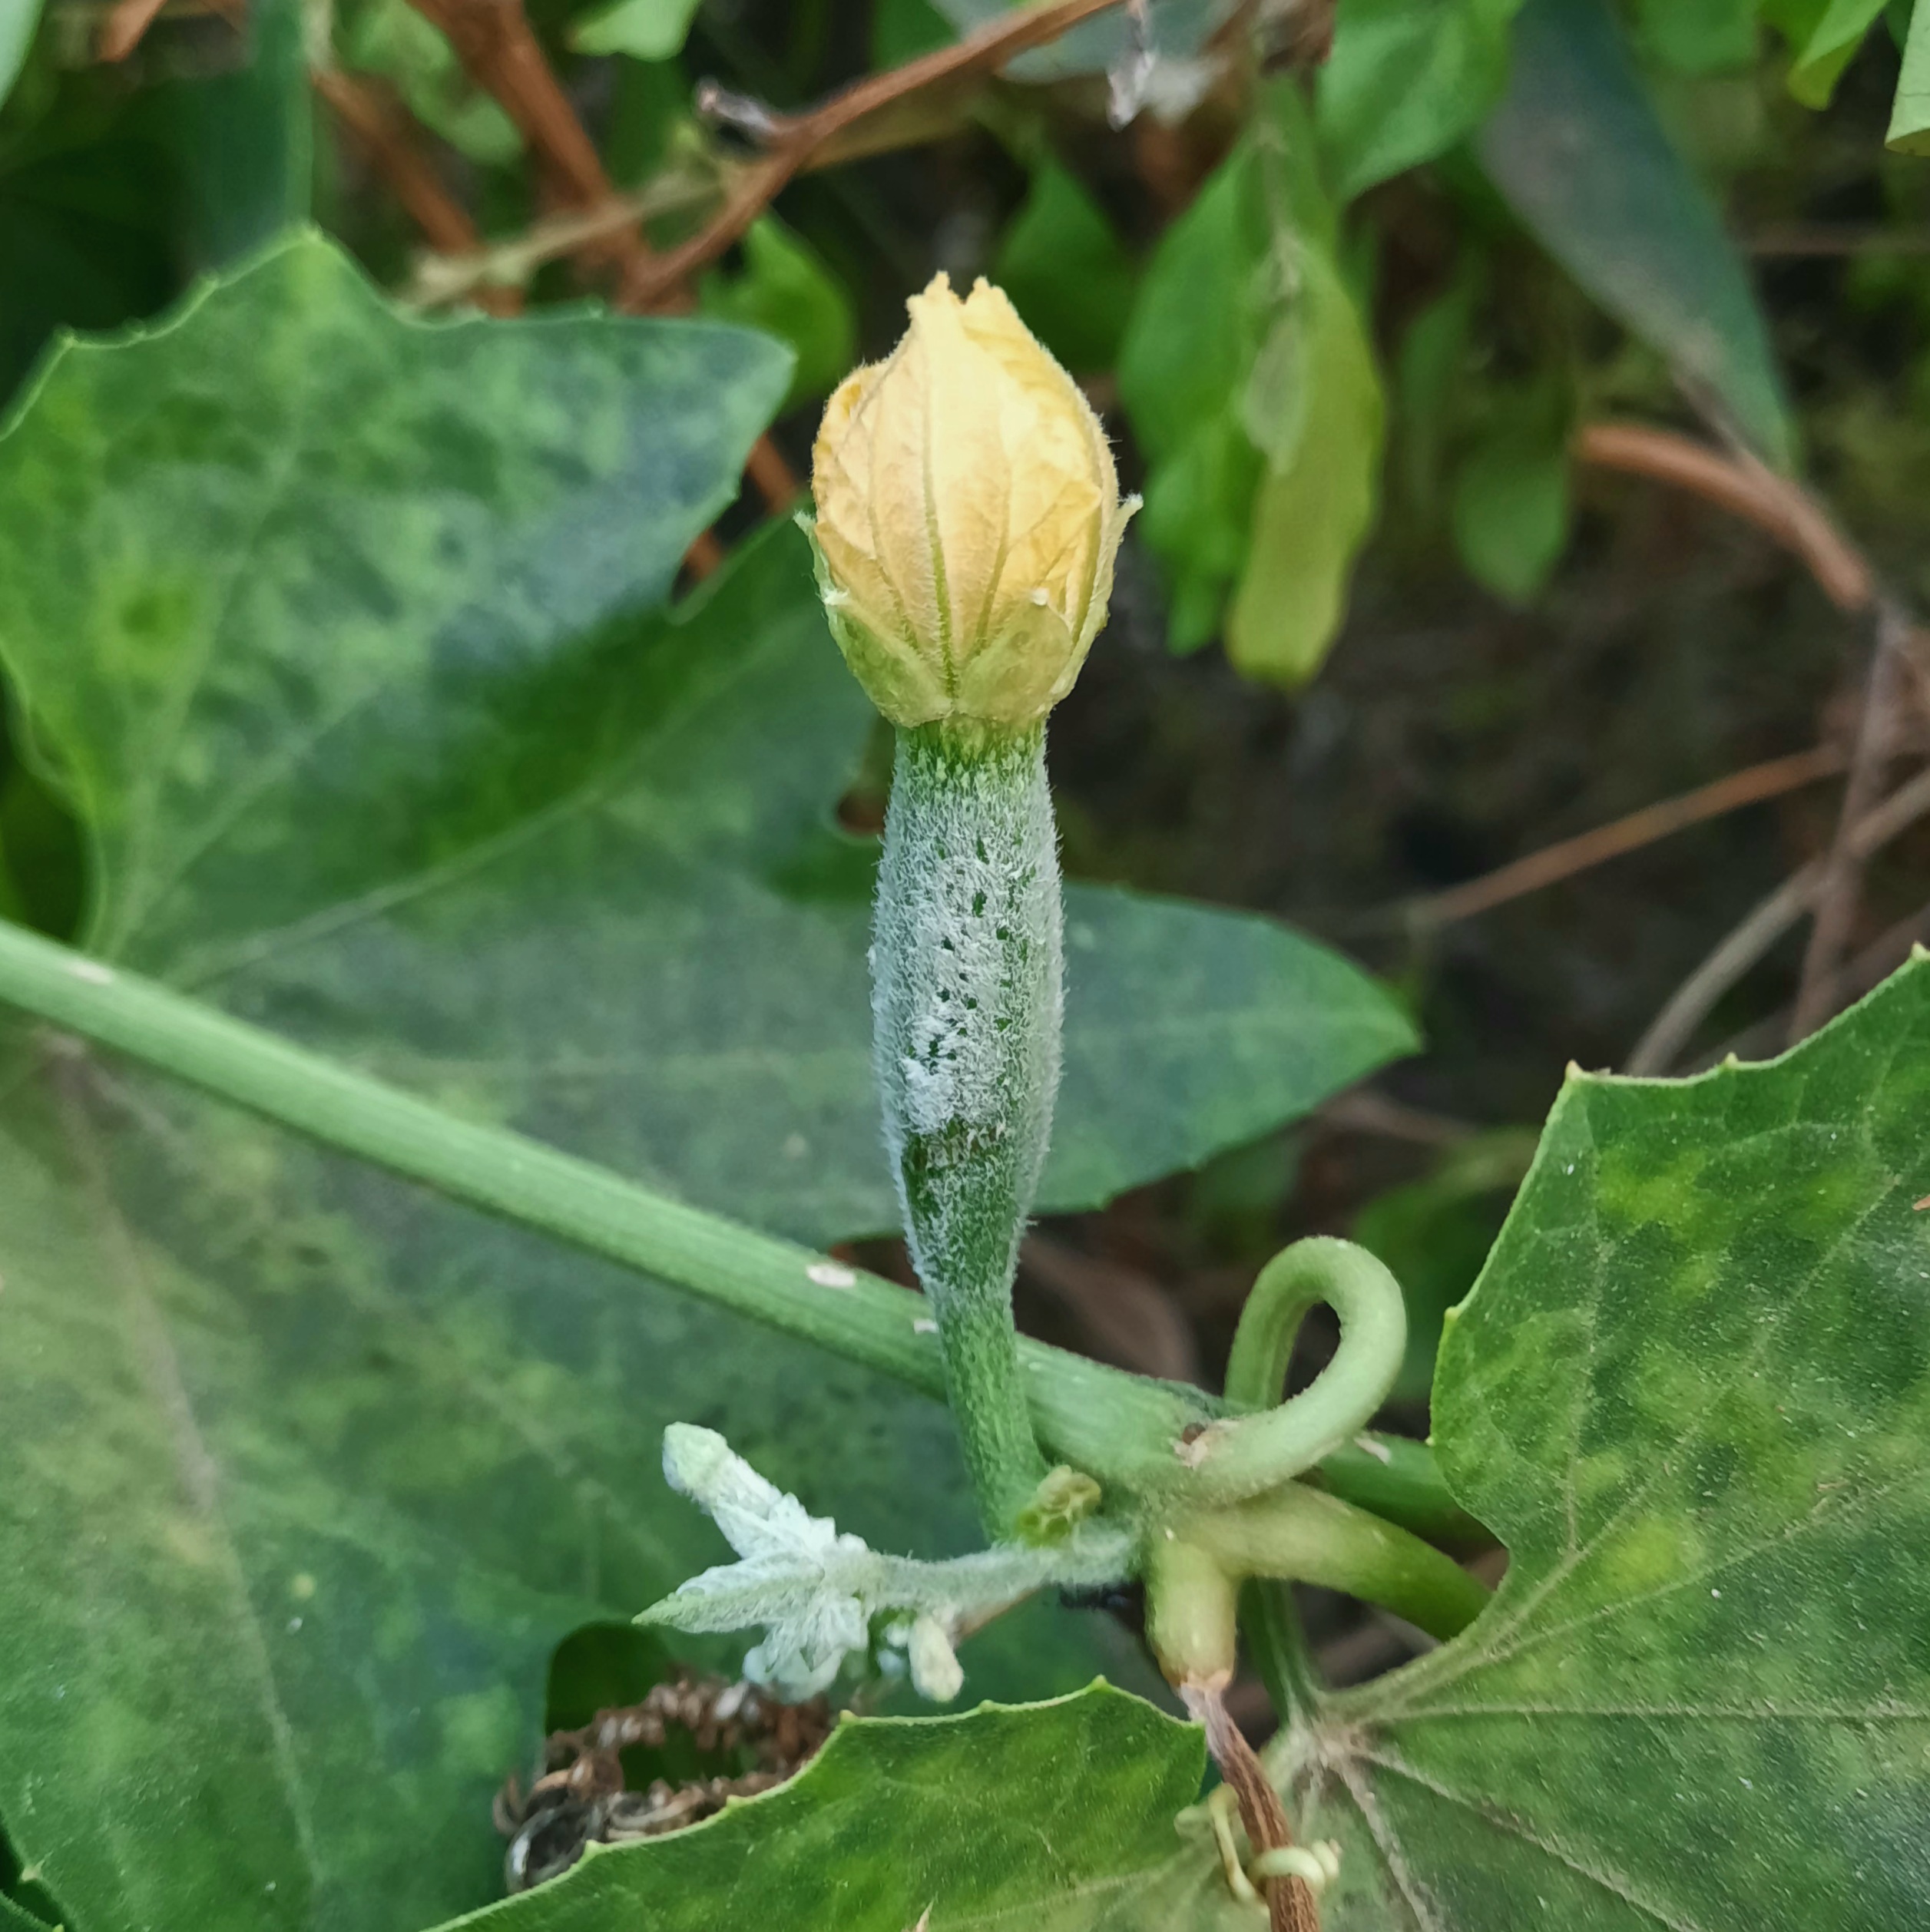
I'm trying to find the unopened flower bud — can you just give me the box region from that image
[804,273,1137,729]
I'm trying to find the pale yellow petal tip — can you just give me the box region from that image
[807,270,1133,728]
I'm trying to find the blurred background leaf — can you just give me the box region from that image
[700,214,856,408]
[1787,0,1889,105]
[991,155,1137,375]
[1634,0,1761,74]
[1318,0,1524,202]
[1479,0,1796,464]
[1889,0,1930,147]
[1448,378,1573,603]
[571,0,703,63]
[0,0,41,108]
[342,0,522,164]
[1121,84,1383,684]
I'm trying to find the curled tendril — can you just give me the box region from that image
[1173,1237,1408,1506]
[1250,1842,1343,1893]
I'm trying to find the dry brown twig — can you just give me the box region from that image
[1624,764,1930,1074]
[1367,428,1892,936]
[1574,421,1873,614]
[404,177,719,308]
[343,0,1134,557]
[1316,1088,1475,1148]
[313,68,525,318]
[1574,420,1930,1061]
[1410,744,1847,929]
[320,0,786,566]
[1693,901,1930,1069]
[624,0,1131,310]
[97,0,172,61]
[1789,602,1911,1039]
[404,0,615,210]
[395,0,793,522]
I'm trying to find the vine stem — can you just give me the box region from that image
[1183,1484,1488,1642]
[0,917,1469,1532]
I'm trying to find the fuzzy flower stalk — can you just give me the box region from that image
[804,275,1136,1532]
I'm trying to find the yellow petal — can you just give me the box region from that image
[809,271,1134,728]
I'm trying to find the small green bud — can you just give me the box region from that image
[1015,1464,1104,1547]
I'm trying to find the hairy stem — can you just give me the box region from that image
[1142,1483,1486,1694]
[872,722,1058,1530]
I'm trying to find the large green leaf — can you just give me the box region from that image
[0,230,1412,1244]
[431,1686,1237,1932]
[1479,0,1795,466]
[1272,957,1930,1927]
[0,233,1409,1932]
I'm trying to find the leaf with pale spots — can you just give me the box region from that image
[0,231,1406,1932]
[1270,956,1930,1929]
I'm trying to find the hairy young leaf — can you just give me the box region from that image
[1480,0,1795,466]
[0,234,1409,1932]
[432,1686,1243,1932]
[1274,958,1930,1927]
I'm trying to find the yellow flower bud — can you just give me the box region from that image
[804,273,1137,729]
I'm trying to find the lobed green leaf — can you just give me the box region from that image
[1276,958,1930,1927]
